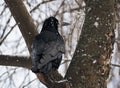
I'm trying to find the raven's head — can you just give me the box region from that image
[42,16,59,32]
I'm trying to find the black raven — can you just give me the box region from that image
[31,17,65,74]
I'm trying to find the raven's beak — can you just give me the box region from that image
[62,22,70,26]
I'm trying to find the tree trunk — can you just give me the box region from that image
[65,0,115,88]
[4,0,38,52]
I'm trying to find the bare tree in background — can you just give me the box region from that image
[0,0,117,88]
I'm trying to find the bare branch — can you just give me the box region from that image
[110,63,120,67]
[4,0,38,52]
[30,0,56,13]
[22,78,37,87]
[0,5,7,15]
[54,1,65,16]
[0,15,12,39]
[0,55,31,69]
[0,24,17,45]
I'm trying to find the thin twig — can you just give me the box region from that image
[0,15,12,39]
[23,78,37,88]
[0,24,17,45]
[61,60,71,65]
[30,0,56,13]
[54,0,65,16]
[0,5,7,15]
[110,63,120,67]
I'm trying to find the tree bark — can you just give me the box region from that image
[65,0,115,88]
[0,55,31,68]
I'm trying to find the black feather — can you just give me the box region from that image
[31,17,65,74]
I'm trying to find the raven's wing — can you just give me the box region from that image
[31,31,65,73]
[37,35,65,70]
[31,35,45,72]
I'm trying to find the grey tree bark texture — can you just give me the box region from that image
[65,0,115,88]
